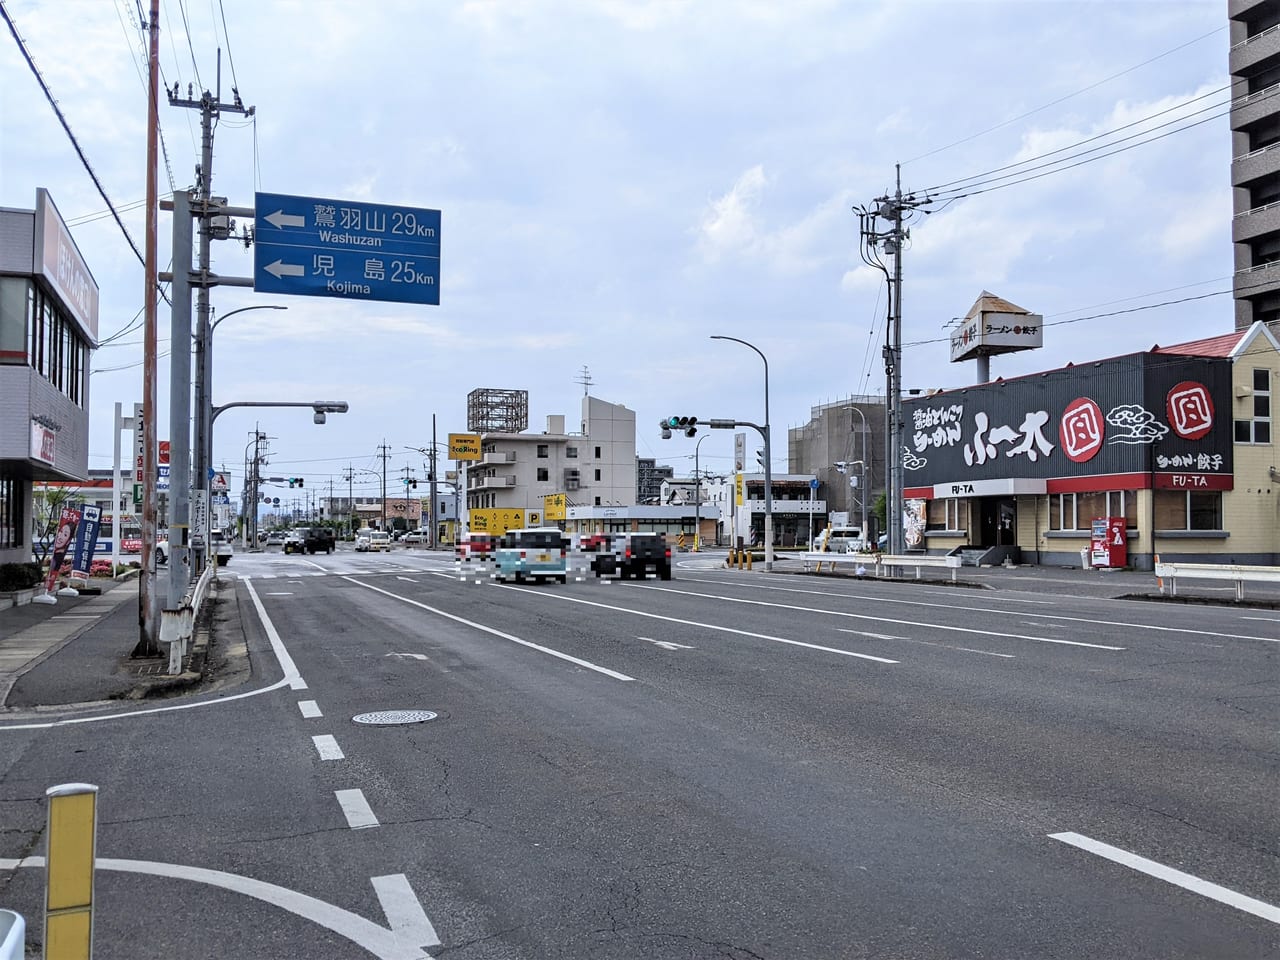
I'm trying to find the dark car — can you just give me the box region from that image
[595,532,672,580]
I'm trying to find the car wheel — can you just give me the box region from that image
[156,549,166,565]
[557,575,567,584]
[660,569,672,581]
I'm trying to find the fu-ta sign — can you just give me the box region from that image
[254,192,441,305]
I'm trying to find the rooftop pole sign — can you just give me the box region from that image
[253,192,440,305]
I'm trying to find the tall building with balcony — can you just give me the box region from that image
[1231,0,1280,332]
[466,395,637,526]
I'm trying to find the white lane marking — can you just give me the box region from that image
[679,575,1055,605]
[313,735,345,761]
[300,558,330,572]
[637,636,694,651]
[838,630,1016,659]
[336,789,379,829]
[51,615,100,620]
[298,700,322,718]
[372,874,442,949]
[1050,832,1280,925]
[0,678,292,731]
[244,579,308,690]
[0,856,438,960]
[677,576,1275,642]
[386,652,429,661]
[632,584,1124,650]
[842,630,908,640]
[344,577,635,681]
[264,592,294,596]
[497,585,899,664]
[397,576,419,583]
[1242,616,1280,623]
[428,571,459,580]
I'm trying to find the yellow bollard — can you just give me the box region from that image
[746,549,753,571]
[44,783,98,960]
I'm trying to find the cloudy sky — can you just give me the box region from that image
[1,0,1231,502]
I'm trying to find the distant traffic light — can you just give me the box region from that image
[295,477,304,487]
[288,479,296,489]
[755,449,764,469]
[662,415,698,438]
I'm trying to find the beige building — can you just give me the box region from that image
[466,396,637,528]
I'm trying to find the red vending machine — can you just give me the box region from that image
[1089,517,1128,569]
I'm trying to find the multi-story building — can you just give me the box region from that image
[0,190,98,564]
[1231,0,1280,333]
[466,395,636,531]
[787,397,884,533]
[701,473,827,548]
[636,457,673,504]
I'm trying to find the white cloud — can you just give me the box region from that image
[696,165,768,263]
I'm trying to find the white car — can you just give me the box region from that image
[369,530,392,552]
[354,528,375,552]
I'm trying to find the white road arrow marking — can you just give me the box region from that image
[397,576,419,583]
[386,652,429,661]
[0,856,440,960]
[265,209,305,229]
[264,259,305,279]
[373,874,442,949]
[839,630,907,641]
[637,635,694,651]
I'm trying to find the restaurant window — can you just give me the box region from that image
[926,498,960,530]
[1050,491,1137,530]
[1153,490,1222,531]
[1234,369,1272,444]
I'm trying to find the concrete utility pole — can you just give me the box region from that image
[166,189,193,607]
[429,415,439,548]
[169,57,253,576]
[134,0,161,658]
[378,441,391,529]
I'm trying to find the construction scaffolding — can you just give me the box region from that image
[466,388,529,434]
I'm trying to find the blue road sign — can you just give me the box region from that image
[810,478,820,491]
[254,192,440,305]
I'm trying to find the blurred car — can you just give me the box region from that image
[594,532,671,580]
[369,530,392,552]
[265,530,286,546]
[154,536,169,565]
[354,528,375,552]
[283,530,307,554]
[403,530,429,544]
[392,529,406,542]
[210,528,233,566]
[455,532,495,560]
[493,528,566,583]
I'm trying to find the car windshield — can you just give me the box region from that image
[507,531,561,550]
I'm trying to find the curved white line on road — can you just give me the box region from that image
[677,577,1275,642]
[630,584,1124,650]
[496,585,900,664]
[0,856,437,960]
[0,678,293,731]
[344,577,635,681]
[0,578,307,731]
[243,578,306,690]
[680,575,1054,605]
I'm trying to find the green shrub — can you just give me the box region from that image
[0,562,43,591]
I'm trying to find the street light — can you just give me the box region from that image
[710,335,773,571]
[193,303,287,571]
[846,404,870,544]
[693,433,708,552]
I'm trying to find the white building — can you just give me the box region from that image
[466,396,637,524]
[701,473,827,547]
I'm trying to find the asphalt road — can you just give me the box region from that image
[0,547,1276,959]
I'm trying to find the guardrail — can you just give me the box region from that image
[1155,560,1280,601]
[800,552,962,582]
[159,560,216,675]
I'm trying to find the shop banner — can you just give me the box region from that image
[70,504,102,580]
[44,505,82,593]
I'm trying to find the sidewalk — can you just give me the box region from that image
[0,574,224,712]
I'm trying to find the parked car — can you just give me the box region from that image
[455,532,496,560]
[493,528,566,583]
[595,532,671,580]
[369,530,392,552]
[154,536,169,565]
[812,526,865,554]
[403,530,429,544]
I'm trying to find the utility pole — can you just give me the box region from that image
[343,464,354,537]
[400,465,416,531]
[134,0,161,658]
[856,164,928,555]
[378,440,391,530]
[429,415,438,549]
[169,52,253,576]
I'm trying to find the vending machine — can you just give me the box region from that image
[1089,517,1128,569]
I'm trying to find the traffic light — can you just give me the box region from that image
[755,449,764,469]
[663,416,698,438]
[288,479,296,489]
[295,477,304,487]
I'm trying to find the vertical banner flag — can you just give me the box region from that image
[70,504,102,580]
[44,505,82,593]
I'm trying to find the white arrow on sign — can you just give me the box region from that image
[637,636,693,651]
[265,209,306,229]
[0,857,441,959]
[264,259,305,279]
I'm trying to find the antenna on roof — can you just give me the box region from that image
[575,365,593,396]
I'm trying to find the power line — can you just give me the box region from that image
[904,24,1226,165]
[174,0,202,89]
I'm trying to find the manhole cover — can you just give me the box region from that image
[352,710,439,726]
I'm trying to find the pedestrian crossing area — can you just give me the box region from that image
[226,562,461,580]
